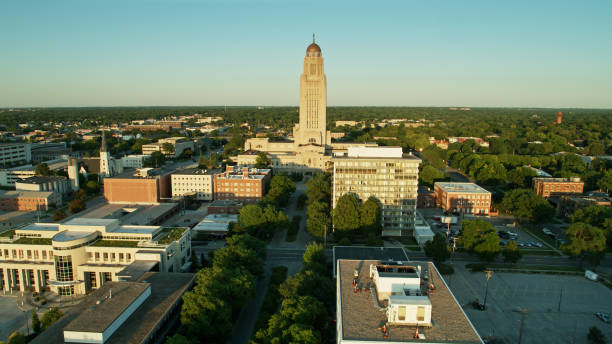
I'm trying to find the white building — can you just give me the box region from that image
[331,147,421,236]
[0,142,31,166]
[120,154,151,169]
[191,213,238,238]
[171,168,216,201]
[0,218,191,296]
[0,166,36,187]
[14,176,72,195]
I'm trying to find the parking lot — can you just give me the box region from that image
[449,265,612,343]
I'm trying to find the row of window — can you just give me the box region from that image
[87,251,132,263]
[1,248,53,260]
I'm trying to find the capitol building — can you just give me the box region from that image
[235,38,377,172]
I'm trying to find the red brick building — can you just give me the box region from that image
[103,169,172,204]
[434,182,492,215]
[533,177,583,198]
[417,186,436,208]
[213,166,271,203]
[0,191,60,211]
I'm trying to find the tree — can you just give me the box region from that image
[34,163,51,176]
[161,142,175,155]
[31,311,41,333]
[360,197,381,235]
[499,189,554,223]
[502,240,523,264]
[239,204,266,231]
[146,151,166,167]
[41,307,63,330]
[562,222,606,267]
[598,170,612,193]
[302,242,327,274]
[306,201,331,239]
[165,334,192,344]
[419,164,448,188]
[424,233,451,265]
[52,210,67,222]
[74,189,87,200]
[460,220,501,262]
[587,326,607,344]
[305,173,331,204]
[270,175,295,193]
[332,194,361,232]
[255,152,271,168]
[7,332,25,344]
[68,199,86,214]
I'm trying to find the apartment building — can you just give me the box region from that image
[434,182,492,215]
[331,147,421,236]
[0,142,31,166]
[533,177,584,198]
[213,166,271,203]
[0,218,191,296]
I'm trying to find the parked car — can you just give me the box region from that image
[595,312,610,323]
[533,242,543,248]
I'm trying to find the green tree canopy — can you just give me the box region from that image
[499,189,554,223]
[562,222,606,267]
[255,152,271,168]
[306,201,331,239]
[360,197,382,235]
[460,220,501,262]
[41,307,63,330]
[305,173,331,204]
[34,163,51,176]
[502,240,523,264]
[332,194,361,232]
[424,233,451,265]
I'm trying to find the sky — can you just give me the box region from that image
[1,0,611,108]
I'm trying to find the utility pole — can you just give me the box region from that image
[482,270,494,310]
[558,287,563,312]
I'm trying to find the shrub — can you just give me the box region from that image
[338,237,352,246]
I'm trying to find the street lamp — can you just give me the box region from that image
[482,270,494,311]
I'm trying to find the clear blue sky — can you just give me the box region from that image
[1,0,611,108]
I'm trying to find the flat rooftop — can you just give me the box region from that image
[19,223,60,232]
[63,218,118,227]
[16,176,68,184]
[533,177,583,183]
[79,202,178,226]
[337,259,482,343]
[332,246,409,277]
[30,272,195,344]
[172,168,218,176]
[435,182,490,194]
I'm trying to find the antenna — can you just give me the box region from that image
[312,33,315,43]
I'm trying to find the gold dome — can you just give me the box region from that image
[307,42,321,53]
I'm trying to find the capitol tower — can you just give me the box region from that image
[294,35,329,147]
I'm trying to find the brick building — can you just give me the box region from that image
[213,166,271,203]
[417,186,436,208]
[0,190,61,211]
[103,168,172,204]
[434,182,492,215]
[533,177,584,198]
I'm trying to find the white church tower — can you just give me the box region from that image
[99,131,113,177]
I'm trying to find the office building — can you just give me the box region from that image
[213,166,271,203]
[171,168,216,201]
[0,142,31,166]
[103,168,172,204]
[0,190,61,211]
[0,218,191,295]
[15,176,72,195]
[30,272,195,344]
[120,154,151,169]
[533,177,584,198]
[331,147,421,236]
[142,137,194,159]
[336,259,482,343]
[434,182,492,215]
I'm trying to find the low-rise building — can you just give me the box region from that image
[30,272,195,344]
[434,182,492,215]
[0,218,191,295]
[31,142,71,162]
[191,213,238,238]
[533,177,584,198]
[0,142,31,166]
[15,176,72,195]
[417,186,436,208]
[0,190,61,211]
[142,137,194,158]
[0,166,36,187]
[336,259,482,343]
[103,168,172,204]
[331,147,421,236]
[171,168,216,201]
[213,166,271,203]
[557,195,611,217]
[120,154,151,169]
[207,200,243,214]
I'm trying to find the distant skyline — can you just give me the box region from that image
[1,0,611,108]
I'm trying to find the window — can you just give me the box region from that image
[103,272,112,282]
[54,255,73,282]
[59,286,74,296]
[42,251,47,259]
[417,306,425,321]
[397,306,406,321]
[103,253,108,261]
